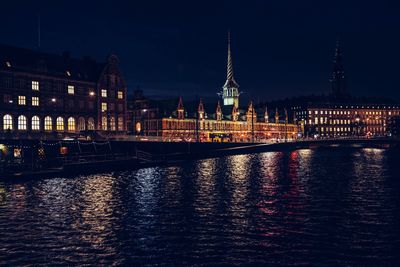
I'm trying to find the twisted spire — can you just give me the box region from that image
[223,31,239,88]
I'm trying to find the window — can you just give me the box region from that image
[88,117,95,130]
[18,96,26,105]
[78,117,85,131]
[18,115,27,130]
[68,85,74,95]
[88,101,94,110]
[110,103,115,111]
[3,114,13,130]
[56,117,64,131]
[102,116,107,130]
[67,117,75,131]
[118,116,124,131]
[4,94,12,104]
[101,102,107,112]
[44,116,52,131]
[32,81,39,91]
[101,89,107,98]
[31,116,40,131]
[118,104,123,112]
[32,97,39,106]
[110,116,116,131]
[117,91,123,99]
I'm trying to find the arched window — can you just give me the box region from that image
[18,115,27,130]
[56,117,64,131]
[118,116,124,131]
[3,114,13,130]
[32,116,40,131]
[110,116,116,131]
[87,117,95,130]
[44,116,52,131]
[78,117,85,131]
[102,115,107,130]
[68,117,75,131]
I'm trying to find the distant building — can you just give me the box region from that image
[219,32,240,108]
[0,44,127,139]
[293,102,400,138]
[290,41,400,137]
[136,98,299,142]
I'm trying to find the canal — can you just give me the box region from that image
[0,147,399,265]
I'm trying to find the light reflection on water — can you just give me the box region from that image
[0,148,399,266]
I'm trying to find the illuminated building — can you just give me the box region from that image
[294,103,400,137]
[0,44,127,139]
[131,94,299,142]
[288,41,400,138]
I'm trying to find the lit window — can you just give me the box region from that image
[56,117,64,131]
[78,117,85,131]
[110,116,116,131]
[18,115,27,130]
[32,81,39,91]
[101,102,107,111]
[31,116,40,131]
[68,117,75,131]
[88,117,95,130]
[118,116,124,131]
[68,85,75,95]
[101,89,107,98]
[117,91,123,99]
[102,116,107,130]
[18,96,26,105]
[3,114,13,130]
[44,116,52,131]
[32,97,39,106]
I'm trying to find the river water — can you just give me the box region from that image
[1,147,399,266]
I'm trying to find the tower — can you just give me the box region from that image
[198,98,204,120]
[330,41,349,98]
[232,105,239,121]
[216,101,222,121]
[275,108,279,123]
[264,106,269,123]
[220,31,240,108]
[177,97,184,119]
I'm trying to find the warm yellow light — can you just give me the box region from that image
[89,91,95,96]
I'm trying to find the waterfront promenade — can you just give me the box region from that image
[0,137,397,179]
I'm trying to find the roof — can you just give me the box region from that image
[0,44,106,82]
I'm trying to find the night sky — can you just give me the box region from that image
[1,1,400,102]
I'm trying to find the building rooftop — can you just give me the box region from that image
[0,44,106,82]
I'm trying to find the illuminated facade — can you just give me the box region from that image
[0,44,127,139]
[136,97,299,142]
[294,103,400,137]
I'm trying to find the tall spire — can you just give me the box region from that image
[330,40,348,98]
[221,31,240,108]
[224,31,239,88]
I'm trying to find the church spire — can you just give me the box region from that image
[330,40,348,98]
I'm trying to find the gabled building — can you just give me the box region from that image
[0,44,127,140]
[132,95,299,142]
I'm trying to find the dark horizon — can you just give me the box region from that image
[1,0,400,102]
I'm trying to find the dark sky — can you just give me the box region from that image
[1,0,400,102]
